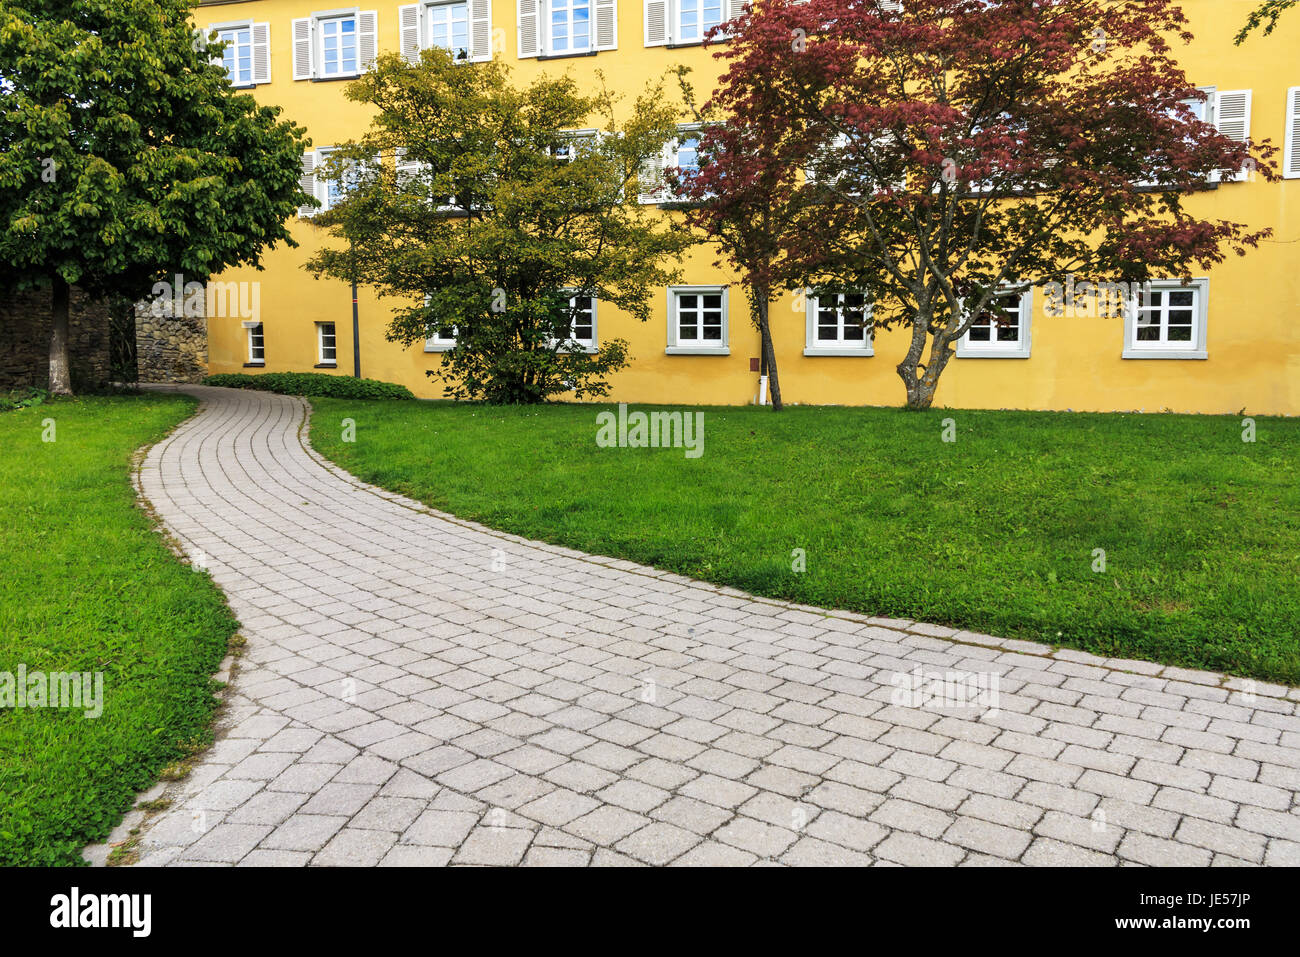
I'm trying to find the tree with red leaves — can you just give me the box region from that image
[693,0,1275,410]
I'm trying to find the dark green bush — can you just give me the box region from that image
[202,372,414,400]
[0,387,49,412]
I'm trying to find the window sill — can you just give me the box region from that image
[243,362,265,368]
[537,49,600,61]
[955,349,1031,359]
[310,72,363,83]
[1121,349,1208,360]
[803,347,874,357]
[666,346,730,356]
[314,363,337,369]
[424,343,456,353]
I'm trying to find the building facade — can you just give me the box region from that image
[191,0,1300,414]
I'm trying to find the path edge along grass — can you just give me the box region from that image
[78,392,247,866]
[297,398,1300,701]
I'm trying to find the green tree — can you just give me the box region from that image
[0,0,310,394]
[305,50,694,404]
[1234,0,1295,43]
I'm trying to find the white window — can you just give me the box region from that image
[644,0,744,46]
[292,10,378,81]
[677,0,724,43]
[551,129,599,162]
[1122,279,1209,360]
[299,148,377,216]
[518,0,616,57]
[245,322,265,364]
[401,1,491,62]
[317,322,338,364]
[556,292,597,351]
[425,326,458,351]
[667,286,728,355]
[205,22,270,87]
[1286,87,1300,180]
[639,125,705,203]
[804,291,873,356]
[956,289,1033,359]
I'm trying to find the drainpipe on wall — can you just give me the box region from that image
[351,276,361,379]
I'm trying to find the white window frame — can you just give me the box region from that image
[294,9,378,81]
[403,0,491,63]
[556,290,598,352]
[676,0,727,45]
[645,0,743,47]
[213,22,254,87]
[427,0,471,59]
[546,0,594,55]
[667,285,729,355]
[317,12,361,78]
[1122,278,1209,360]
[205,21,271,88]
[520,0,616,58]
[423,296,458,352]
[316,322,338,365]
[244,320,265,365]
[804,290,873,356]
[956,288,1033,359]
[640,124,705,204]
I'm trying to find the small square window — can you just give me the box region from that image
[956,289,1032,359]
[1123,279,1209,358]
[804,290,873,356]
[667,286,728,355]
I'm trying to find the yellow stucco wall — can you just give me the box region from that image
[195,0,1300,413]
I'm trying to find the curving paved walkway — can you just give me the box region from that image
[109,385,1300,866]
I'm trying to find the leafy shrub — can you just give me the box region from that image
[202,372,414,400]
[0,387,49,412]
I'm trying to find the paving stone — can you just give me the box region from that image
[120,386,1300,869]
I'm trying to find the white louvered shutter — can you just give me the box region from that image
[638,142,672,204]
[645,0,669,46]
[1284,87,1300,180]
[358,11,379,71]
[727,0,746,23]
[518,0,540,57]
[400,5,422,64]
[251,23,271,84]
[299,152,318,218]
[471,0,493,60]
[1214,90,1252,182]
[292,18,314,80]
[593,0,617,50]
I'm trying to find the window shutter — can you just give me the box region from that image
[471,0,493,60]
[299,151,317,218]
[1285,87,1300,180]
[638,142,671,204]
[1214,89,1252,182]
[518,0,540,58]
[593,0,617,50]
[645,0,669,46]
[394,147,423,187]
[727,0,746,23]
[251,23,271,84]
[292,18,314,80]
[880,0,903,12]
[399,4,422,64]
[358,11,379,71]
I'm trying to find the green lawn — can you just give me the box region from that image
[310,398,1300,685]
[0,395,237,866]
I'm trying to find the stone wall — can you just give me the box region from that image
[0,284,113,392]
[134,305,208,384]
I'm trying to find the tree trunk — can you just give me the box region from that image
[754,287,783,411]
[49,276,73,396]
[895,313,956,411]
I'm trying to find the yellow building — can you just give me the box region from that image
[192,0,1300,414]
